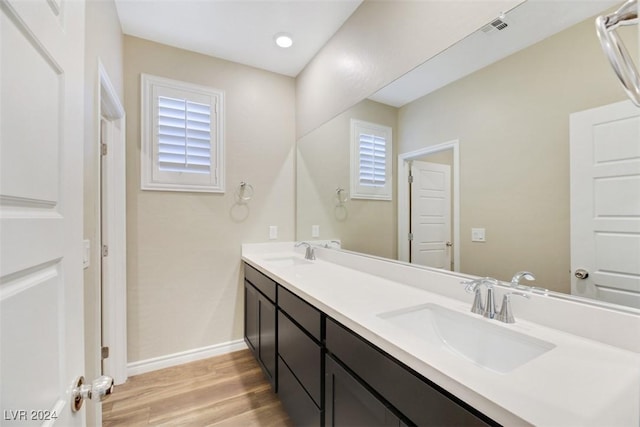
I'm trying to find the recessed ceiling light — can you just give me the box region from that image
[274,33,293,49]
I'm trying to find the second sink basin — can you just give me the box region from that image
[378,303,555,374]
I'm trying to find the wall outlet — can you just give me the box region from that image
[471,228,486,242]
[269,226,278,240]
[312,225,320,238]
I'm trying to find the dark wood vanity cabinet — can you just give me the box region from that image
[243,264,277,389]
[242,262,497,427]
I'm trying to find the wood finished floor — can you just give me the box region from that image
[102,349,293,426]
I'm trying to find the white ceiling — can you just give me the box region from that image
[114,0,621,104]
[114,0,363,77]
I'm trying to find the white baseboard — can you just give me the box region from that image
[127,339,248,377]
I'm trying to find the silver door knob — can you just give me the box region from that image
[71,375,114,412]
[574,269,589,280]
[445,241,453,247]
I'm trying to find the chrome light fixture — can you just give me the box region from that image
[596,0,640,106]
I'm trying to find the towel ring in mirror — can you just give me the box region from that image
[236,182,254,203]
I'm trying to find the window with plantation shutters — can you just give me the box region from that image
[350,119,392,200]
[157,96,211,174]
[358,133,386,187]
[141,74,225,193]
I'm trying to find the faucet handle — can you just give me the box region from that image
[461,278,482,293]
[470,287,485,315]
[461,279,485,314]
[461,277,498,293]
[497,291,530,323]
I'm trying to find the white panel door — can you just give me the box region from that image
[1,0,86,425]
[570,100,640,309]
[410,161,452,269]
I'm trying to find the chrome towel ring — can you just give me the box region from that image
[335,188,348,206]
[237,181,254,203]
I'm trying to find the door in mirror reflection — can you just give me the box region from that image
[570,100,640,309]
[410,161,452,270]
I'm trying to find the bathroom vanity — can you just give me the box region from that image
[242,242,640,426]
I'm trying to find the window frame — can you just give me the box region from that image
[141,74,225,193]
[350,119,393,201]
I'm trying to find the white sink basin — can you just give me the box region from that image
[378,303,555,374]
[262,256,312,268]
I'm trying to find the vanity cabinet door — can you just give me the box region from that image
[325,355,402,427]
[244,280,259,352]
[259,293,276,386]
[326,318,495,427]
[243,279,276,389]
[279,356,322,426]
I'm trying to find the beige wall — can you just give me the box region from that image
[83,0,123,424]
[397,14,638,293]
[297,99,397,259]
[124,36,296,362]
[296,0,523,138]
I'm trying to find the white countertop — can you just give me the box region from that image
[242,243,640,427]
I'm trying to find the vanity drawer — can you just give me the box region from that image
[278,285,322,341]
[278,310,323,406]
[244,263,276,303]
[326,318,495,427]
[278,356,322,426]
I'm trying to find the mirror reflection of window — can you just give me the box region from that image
[350,119,392,201]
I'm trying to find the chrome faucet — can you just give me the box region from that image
[510,271,536,289]
[510,271,549,295]
[324,240,341,249]
[462,277,499,319]
[462,277,529,323]
[295,241,316,260]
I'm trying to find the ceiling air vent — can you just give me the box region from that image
[481,18,508,34]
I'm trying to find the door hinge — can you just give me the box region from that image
[408,233,414,241]
[101,346,109,360]
[100,119,108,156]
[102,244,109,257]
[408,174,414,183]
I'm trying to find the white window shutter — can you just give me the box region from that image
[350,119,392,201]
[157,96,212,174]
[141,74,225,193]
[358,133,387,187]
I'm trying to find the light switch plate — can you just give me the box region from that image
[269,226,278,240]
[471,228,486,242]
[312,225,320,238]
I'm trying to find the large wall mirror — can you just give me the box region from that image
[296,0,640,311]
